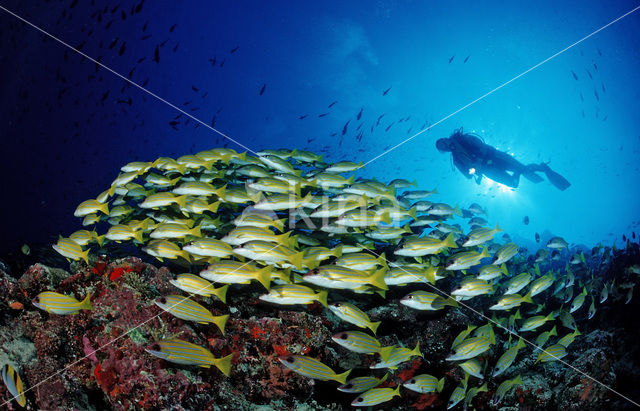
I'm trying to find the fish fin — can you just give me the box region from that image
[316,290,328,308]
[411,341,422,357]
[369,321,381,335]
[334,369,352,384]
[378,346,394,363]
[213,314,229,336]
[288,251,305,270]
[368,268,388,290]
[175,195,188,209]
[549,325,557,336]
[80,293,93,311]
[214,285,229,304]
[213,353,233,376]
[133,230,145,243]
[437,377,445,393]
[255,267,272,291]
[443,233,457,249]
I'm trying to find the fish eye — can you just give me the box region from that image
[312,268,319,274]
[407,295,414,299]
[286,356,294,362]
[356,397,363,403]
[150,343,160,351]
[409,379,415,384]
[334,303,341,307]
[158,297,167,304]
[344,383,353,389]
[339,333,348,339]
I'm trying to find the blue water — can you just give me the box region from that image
[1,0,639,257]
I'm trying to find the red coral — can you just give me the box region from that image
[109,267,125,281]
[272,345,289,356]
[92,261,107,275]
[398,358,422,381]
[250,326,268,340]
[411,394,439,410]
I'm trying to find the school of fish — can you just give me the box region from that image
[4,147,639,408]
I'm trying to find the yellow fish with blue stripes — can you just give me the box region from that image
[278,355,351,383]
[146,338,232,375]
[33,291,93,315]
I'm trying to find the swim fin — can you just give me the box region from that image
[522,164,543,183]
[541,163,571,191]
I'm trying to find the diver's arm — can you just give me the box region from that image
[453,153,474,179]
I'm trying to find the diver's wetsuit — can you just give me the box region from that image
[437,130,570,190]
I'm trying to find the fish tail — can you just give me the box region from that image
[213,314,229,336]
[443,296,459,307]
[215,184,227,200]
[214,285,229,304]
[443,233,457,249]
[369,321,381,335]
[81,248,90,265]
[99,202,110,216]
[133,230,145,243]
[500,263,508,276]
[379,210,391,225]
[332,245,343,258]
[316,290,328,308]
[411,341,422,357]
[289,251,305,270]
[80,293,93,311]
[255,267,272,290]
[437,377,445,393]
[95,234,106,247]
[377,252,388,268]
[237,152,247,162]
[203,160,215,170]
[208,201,220,213]
[190,226,202,238]
[378,346,394,362]
[368,268,388,290]
[549,326,557,336]
[334,369,352,384]
[274,218,287,232]
[169,176,181,186]
[453,205,462,216]
[495,223,503,232]
[213,353,233,377]
[522,291,533,304]
[175,195,188,209]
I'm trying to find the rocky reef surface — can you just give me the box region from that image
[0,255,639,410]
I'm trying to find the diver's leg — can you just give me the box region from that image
[539,163,571,191]
[482,167,520,188]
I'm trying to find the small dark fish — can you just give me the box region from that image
[169,24,177,32]
[593,63,598,71]
[579,92,583,102]
[230,46,239,53]
[601,83,606,93]
[109,38,118,49]
[463,55,469,63]
[259,84,266,96]
[220,59,225,67]
[209,56,217,66]
[137,57,146,63]
[448,55,455,63]
[210,115,216,127]
[342,120,350,136]
[623,234,627,242]
[328,101,337,108]
[119,42,126,56]
[143,20,148,31]
[586,69,592,79]
[160,39,169,47]
[382,86,392,96]
[192,85,199,92]
[134,0,144,13]
[571,70,578,80]
[594,89,599,101]
[597,48,602,56]
[376,114,385,126]
[318,113,329,118]
[298,114,308,120]
[356,108,363,121]
[173,42,179,52]
[535,232,540,243]
[153,45,160,63]
[141,34,152,40]
[523,216,529,225]
[385,122,395,132]
[101,90,109,102]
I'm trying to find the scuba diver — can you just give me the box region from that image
[436,128,571,191]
